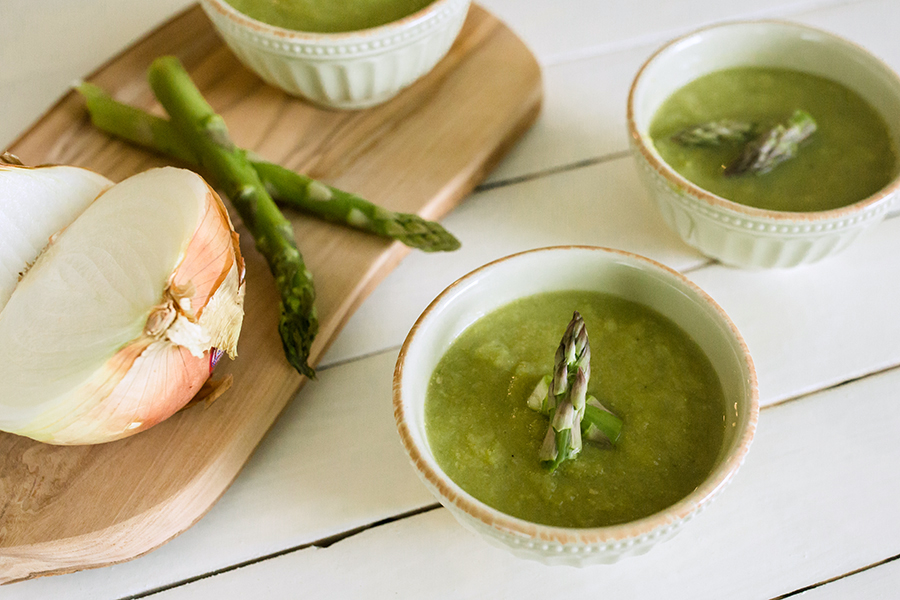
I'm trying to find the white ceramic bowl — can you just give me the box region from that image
[200,0,471,109]
[393,246,758,565]
[628,21,900,268]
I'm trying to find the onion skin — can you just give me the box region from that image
[0,167,245,445]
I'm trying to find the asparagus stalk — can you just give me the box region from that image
[725,110,817,177]
[77,82,195,163]
[671,119,757,147]
[147,56,317,378]
[76,82,460,252]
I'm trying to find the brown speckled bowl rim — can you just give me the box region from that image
[626,20,900,223]
[393,246,759,546]
[201,0,461,41]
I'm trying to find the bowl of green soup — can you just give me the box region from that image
[200,0,471,109]
[628,21,900,268]
[393,246,758,565]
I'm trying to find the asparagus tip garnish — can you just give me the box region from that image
[540,312,588,472]
[671,119,758,147]
[724,109,817,177]
[526,311,623,471]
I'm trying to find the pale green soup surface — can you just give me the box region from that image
[224,0,435,32]
[425,290,726,528]
[650,67,898,212]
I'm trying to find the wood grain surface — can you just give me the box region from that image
[0,3,540,583]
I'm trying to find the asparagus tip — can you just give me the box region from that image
[279,313,318,379]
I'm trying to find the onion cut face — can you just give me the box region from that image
[0,164,113,310]
[0,166,245,445]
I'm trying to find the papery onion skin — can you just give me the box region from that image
[0,167,245,445]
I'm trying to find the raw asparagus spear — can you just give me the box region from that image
[671,119,757,147]
[148,56,317,378]
[725,110,817,176]
[76,82,460,252]
[77,82,195,163]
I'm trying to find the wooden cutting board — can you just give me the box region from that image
[0,3,540,583]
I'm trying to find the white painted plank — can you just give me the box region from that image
[690,214,900,407]
[797,559,900,599]
[484,44,645,185]
[477,0,853,66]
[322,156,708,366]
[2,351,433,600]
[147,367,900,599]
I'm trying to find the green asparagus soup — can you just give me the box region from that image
[650,67,898,212]
[425,290,726,528]
[223,0,436,33]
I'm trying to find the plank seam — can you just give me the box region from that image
[772,551,900,599]
[122,503,442,599]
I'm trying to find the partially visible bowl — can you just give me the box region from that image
[628,21,900,268]
[393,246,758,565]
[200,0,471,109]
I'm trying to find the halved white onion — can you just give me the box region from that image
[0,166,245,445]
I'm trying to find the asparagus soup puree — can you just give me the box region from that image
[650,67,898,212]
[425,290,726,528]
[223,0,436,32]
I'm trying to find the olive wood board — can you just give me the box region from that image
[0,3,541,584]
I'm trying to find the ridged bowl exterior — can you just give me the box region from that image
[627,21,900,269]
[630,136,896,269]
[200,0,471,109]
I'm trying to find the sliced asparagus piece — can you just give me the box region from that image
[528,381,622,446]
[671,119,757,147]
[583,397,622,446]
[76,82,460,252]
[525,373,552,413]
[725,110,817,177]
[148,56,318,378]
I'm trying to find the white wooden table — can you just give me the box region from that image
[4,0,900,597]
